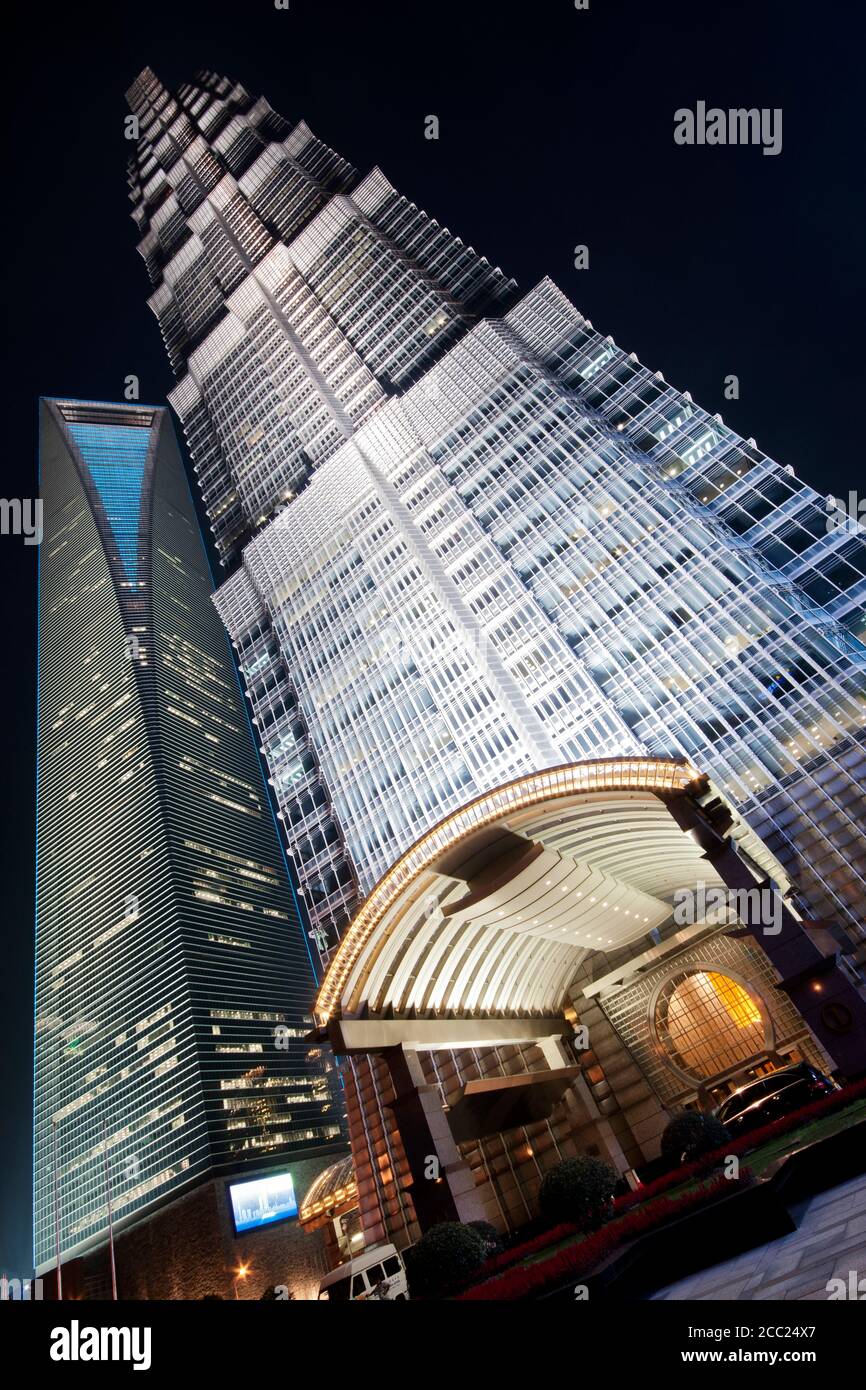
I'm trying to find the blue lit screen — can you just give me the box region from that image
[229,1171,298,1233]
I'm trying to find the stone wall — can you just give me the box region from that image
[69,1157,340,1301]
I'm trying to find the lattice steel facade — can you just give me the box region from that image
[127,69,866,962]
[599,931,826,1107]
[35,400,342,1273]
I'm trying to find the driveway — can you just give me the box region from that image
[651,1171,866,1301]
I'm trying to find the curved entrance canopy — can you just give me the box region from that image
[315,758,791,1033]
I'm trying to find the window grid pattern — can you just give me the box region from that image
[601,936,825,1106]
[128,72,866,972]
[35,399,343,1272]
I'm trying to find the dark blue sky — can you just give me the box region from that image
[1,0,864,1274]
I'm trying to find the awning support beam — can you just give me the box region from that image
[325,1014,573,1055]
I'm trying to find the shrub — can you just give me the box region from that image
[405,1221,487,1298]
[538,1155,618,1231]
[468,1220,505,1258]
[661,1110,731,1164]
[458,1170,753,1301]
[451,1079,866,1295]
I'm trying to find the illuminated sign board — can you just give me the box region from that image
[228,1171,298,1234]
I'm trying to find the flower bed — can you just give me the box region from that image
[454,1077,866,1296]
[456,1171,754,1301]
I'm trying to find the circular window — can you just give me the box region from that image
[651,969,771,1081]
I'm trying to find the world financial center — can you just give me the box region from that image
[35,400,342,1294]
[122,68,866,1250]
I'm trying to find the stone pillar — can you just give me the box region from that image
[573,994,671,1163]
[666,792,866,1079]
[382,1046,487,1231]
[535,1035,630,1172]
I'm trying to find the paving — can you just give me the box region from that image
[650,1171,866,1301]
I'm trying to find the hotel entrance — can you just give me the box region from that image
[311,758,866,1247]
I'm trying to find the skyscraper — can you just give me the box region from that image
[126,67,866,977]
[35,399,342,1290]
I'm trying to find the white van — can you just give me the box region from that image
[317,1244,408,1301]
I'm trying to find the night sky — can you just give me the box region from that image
[1,0,864,1275]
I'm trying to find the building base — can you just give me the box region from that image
[43,1157,344,1301]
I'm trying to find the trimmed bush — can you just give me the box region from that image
[661,1110,731,1164]
[458,1170,754,1301]
[405,1221,488,1298]
[538,1155,618,1231]
[468,1219,505,1258]
[449,1082,866,1296]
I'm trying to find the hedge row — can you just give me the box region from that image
[454,1077,866,1295]
[456,1171,753,1301]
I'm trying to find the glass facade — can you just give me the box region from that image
[35,399,342,1273]
[126,69,866,965]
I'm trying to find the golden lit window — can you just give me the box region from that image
[653,969,768,1080]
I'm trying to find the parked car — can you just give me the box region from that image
[715,1063,837,1138]
[317,1244,408,1301]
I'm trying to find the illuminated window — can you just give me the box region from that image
[652,969,768,1080]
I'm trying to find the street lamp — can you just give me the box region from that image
[233,1263,250,1300]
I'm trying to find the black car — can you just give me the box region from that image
[715,1063,837,1138]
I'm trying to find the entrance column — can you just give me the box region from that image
[382,1045,487,1231]
[535,1035,630,1172]
[667,792,866,1078]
